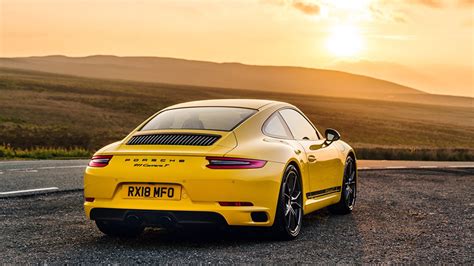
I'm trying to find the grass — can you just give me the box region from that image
[356,148,474,161]
[0,67,473,160]
[0,145,91,159]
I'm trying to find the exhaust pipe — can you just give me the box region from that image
[125,215,142,226]
[158,216,175,229]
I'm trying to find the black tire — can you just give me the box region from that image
[271,164,303,240]
[95,220,144,237]
[329,156,357,215]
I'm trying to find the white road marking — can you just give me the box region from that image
[37,165,86,170]
[447,165,474,168]
[385,166,407,169]
[25,169,38,173]
[0,187,59,196]
[0,172,3,175]
[6,168,33,172]
[6,168,39,173]
[358,167,371,170]
[4,165,85,172]
[419,166,438,169]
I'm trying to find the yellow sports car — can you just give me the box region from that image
[84,99,357,239]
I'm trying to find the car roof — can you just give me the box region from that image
[165,99,285,110]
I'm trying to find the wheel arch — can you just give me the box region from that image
[284,158,309,208]
[345,149,358,194]
[286,159,301,173]
[347,149,357,168]
[285,158,303,182]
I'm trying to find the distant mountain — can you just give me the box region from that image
[0,55,471,107]
[327,59,473,98]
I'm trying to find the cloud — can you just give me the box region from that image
[265,0,471,22]
[262,0,320,16]
[291,1,320,15]
[371,0,473,23]
[388,0,474,8]
[406,0,443,8]
[369,3,409,23]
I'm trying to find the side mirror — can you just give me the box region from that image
[325,128,340,145]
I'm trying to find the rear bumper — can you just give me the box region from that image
[90,208,228,227]
[85,199,274,226]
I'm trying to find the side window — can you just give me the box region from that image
[279,109,318,140]
[263,113,293,139]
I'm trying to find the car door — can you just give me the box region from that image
[278,109,340,198]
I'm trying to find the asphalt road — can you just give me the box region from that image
[1,159,473,197]
[0,160,87,195]
[1,168,472,263]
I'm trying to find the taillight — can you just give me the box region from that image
[88,155,113,167]
[205,157,266,169]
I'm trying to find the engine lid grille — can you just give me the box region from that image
[127,133,221,146]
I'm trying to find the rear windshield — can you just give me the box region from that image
[140,107,257,131]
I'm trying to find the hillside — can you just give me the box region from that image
[0,67,472,160]
[327,60,473,98]
[2,55,463,106]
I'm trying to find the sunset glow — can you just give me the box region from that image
[326,24,364,58]
[0,0,472,97]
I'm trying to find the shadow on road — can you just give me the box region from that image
[77,209,365,264]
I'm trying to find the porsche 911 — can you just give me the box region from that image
[84,99,357,239]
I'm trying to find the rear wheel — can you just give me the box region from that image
[329,156,357,214]
[95,220,144,237]
[271,164,303,240]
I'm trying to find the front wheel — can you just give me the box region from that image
[95,220,144,237]
[271,164,303,240]
[329,156,357,215]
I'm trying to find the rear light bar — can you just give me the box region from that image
[219,202,253,207]
[88,155,113,167]
[205,157,266,169]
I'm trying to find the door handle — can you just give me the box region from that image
[308,155,317,163]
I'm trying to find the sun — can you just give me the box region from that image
[326,24,364,58]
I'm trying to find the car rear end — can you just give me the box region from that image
[84,106,284,229]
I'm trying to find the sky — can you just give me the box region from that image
[0,0,473,97]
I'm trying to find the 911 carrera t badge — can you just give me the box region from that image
[124,158,185,168]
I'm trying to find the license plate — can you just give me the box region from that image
[122,184,181,200]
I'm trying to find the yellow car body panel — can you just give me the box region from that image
[84,99,356,228]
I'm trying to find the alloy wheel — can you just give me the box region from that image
[343,158,356,210]
[282,168,302,235]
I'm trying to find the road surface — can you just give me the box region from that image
[1,168,472,263]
